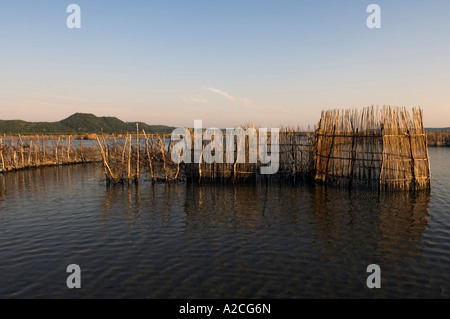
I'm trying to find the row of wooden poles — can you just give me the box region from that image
[184,129,315,183]
[95,124,181,184]
[94,123,316,184]
[0,134,99,172]
[0,106,433,191]
[95,106,431,191]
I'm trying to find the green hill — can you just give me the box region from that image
[0,113,176,134]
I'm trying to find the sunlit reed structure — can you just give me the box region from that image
[1,106,431,191]
[314,106,430,190]
[0,135,98,172]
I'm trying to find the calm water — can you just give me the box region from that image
[0,148,449,298]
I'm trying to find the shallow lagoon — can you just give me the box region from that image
[0,147,449,298]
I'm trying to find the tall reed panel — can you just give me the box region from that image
[314,106,430,190]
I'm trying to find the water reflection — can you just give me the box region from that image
[102,184,144,231]
[181,183,430,264]
[309,186,430,264]
[0,163,439,298]
[178,183,432,297]
[378,191,430,263]
[101,182,187,231]
[98,181,432,264]
[183,184,274,233]
[0,163,95,199]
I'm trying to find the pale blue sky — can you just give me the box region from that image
[0,1,449,127]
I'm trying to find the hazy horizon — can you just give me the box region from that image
[1,110,450,130]
[1,1,449,128]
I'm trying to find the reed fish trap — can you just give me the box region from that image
[87,105,433,191]
[314,106,430,190]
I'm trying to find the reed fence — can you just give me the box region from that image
[2,106,430,192]
[314,106,430,190]
[185,127,315,183]
[0,135,99,172]
[95,124,180,184]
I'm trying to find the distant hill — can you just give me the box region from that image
[425,127,450,132]
[0,113,176,134]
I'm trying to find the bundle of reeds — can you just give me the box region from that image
[94,106,431,191]
[314,106,430,190]
[95,127,180,184]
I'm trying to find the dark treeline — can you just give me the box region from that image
[426,131,450,147]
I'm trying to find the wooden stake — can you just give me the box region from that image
[136,123,139,182]
[128,134,131,180]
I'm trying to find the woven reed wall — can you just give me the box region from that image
[95,106,431,191]
[314,106,430,190]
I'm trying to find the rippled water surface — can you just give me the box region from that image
[0,148,449,298]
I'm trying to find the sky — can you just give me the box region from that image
[0,0,449,128]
